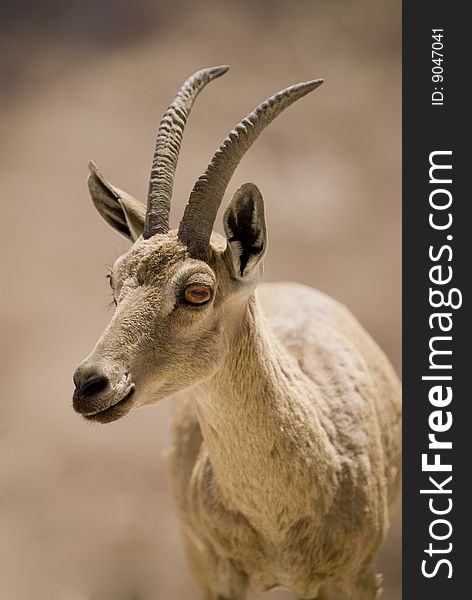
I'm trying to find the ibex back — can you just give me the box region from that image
[73,66,401,600]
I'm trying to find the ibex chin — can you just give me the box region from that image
[73,66,401,600]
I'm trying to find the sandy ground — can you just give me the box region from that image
[0,1,401,598]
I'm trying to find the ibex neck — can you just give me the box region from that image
[194,294,335,522]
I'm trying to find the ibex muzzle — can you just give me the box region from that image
[73,66,323,424]
[73,360,134,421]
[72,67,401,599]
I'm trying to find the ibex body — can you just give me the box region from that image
[73,67,401,600]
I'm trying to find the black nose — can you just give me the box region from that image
[73,362,109,398]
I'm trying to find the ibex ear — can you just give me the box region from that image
[223,183,267,279]
[87,162,145,242]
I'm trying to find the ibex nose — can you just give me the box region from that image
[73,362,109,399]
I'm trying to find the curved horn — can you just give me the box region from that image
[143,65,229,239]
[178,79,323,247]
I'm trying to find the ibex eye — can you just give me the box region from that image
[184,285,212,305]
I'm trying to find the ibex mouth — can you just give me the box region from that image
[84,386,135,424]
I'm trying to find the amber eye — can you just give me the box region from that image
[184,284,212,305]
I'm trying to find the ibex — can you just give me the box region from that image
[73,66,401,600]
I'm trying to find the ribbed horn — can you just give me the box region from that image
[143,65,229,239]
[178,79,323,247]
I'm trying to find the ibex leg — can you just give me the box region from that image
[300,580,349,600]
[182,532,247,600]
[350,570,382,600]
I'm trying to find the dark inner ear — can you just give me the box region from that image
[87,162,145,242]
[88,167,130,237]
[226,196,264,276]
[224,183,266,279]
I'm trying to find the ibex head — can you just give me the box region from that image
[73,66,323,423]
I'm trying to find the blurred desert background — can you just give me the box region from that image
[0,1,401,598]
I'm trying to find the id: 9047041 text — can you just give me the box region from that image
[432,29,445,106]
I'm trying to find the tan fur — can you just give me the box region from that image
[75,225,400,599]
[170,277,400,600]
[74,70,401,600]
